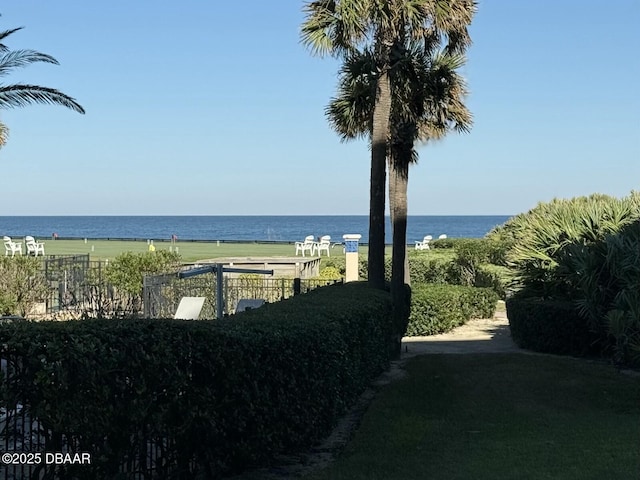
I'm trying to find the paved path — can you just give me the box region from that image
[401,309,522,358]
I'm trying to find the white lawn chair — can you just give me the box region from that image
[438,234,447,239]
[295,235,316,257]
[3,236,22,256]
[25,236,45,256]
[414,235,433,250]
[174,297,206,320]
[316,235,331,257]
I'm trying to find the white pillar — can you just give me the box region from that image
[342,234,362,283]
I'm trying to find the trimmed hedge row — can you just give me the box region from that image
[0,282,393,479]
[406,284,498,336]
[506,295,597,356]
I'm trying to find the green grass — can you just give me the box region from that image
[39,239,462,263]
[307,355,640,480]
[38,239,373,263]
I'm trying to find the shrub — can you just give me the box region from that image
[406,284,497,336]
[506,294,597,356]
[569,219,640,365]
[104,250,181,315]
[474,265,511,299]
[502,192,640,298]
[321,257,346,276]
[0,282,392,479]
[317,266,343,280]
[465,287,500,320]
[404,254,458,285]
[0,256,50,316]
[499,192,640,366]
[430,237,465,249]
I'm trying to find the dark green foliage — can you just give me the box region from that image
[400,255,458,285]
[429,237,465,249]
[0,283,392,479]
[497,192,640,366]
[406,284,497,336]
[506,295,597,356]
[452,238,491,286]
[569,219,640,365]
[0,256,50,316]
[103,250,181,316]
[474,265,510,299]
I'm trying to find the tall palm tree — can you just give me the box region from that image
[301,0,475,289]
[327,44,472,337]
[0,24,85,148]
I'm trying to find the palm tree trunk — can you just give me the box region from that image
[390,155,411,355]
[368,66,391,290]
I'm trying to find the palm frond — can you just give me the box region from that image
[300,0,370,57]
[0,121,8,147]
[0,50,59,77]
[0,27,23,53]
[0,84,85,114]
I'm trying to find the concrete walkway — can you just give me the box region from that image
[401,308,521,357]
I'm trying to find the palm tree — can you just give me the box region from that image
[388,49,472,332]
[301,0,475,289]
[0,24,85,148]
[327,44,472,337]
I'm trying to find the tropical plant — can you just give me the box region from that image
[0,256,50,316]
[501,193,639,298]
[105,250,181,316]
[301,0,476,291]
[0,22,84,147]
[498,192,640,366]
[570,219,640,365]
[325,43,473,336]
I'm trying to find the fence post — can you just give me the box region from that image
[216,264,224,319]
[293,277,301,296]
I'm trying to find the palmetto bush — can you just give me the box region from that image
[569,220,640,364]
[499,192,640,364]
[499,192,640,298]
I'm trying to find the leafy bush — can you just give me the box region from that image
[430,237,465,249]
[317,266,343,280]
[474,265,511,299]
[497,192,640,365]
[0,256,50,316]
[569,219,640,365]
[406,284,497,336]
[104,250,181,315]
[506,294,597,356]
[403,254,458,285]
[0,282,393,479]
[500,192,640,298]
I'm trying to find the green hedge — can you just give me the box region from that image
[0,282,392,479]
[406,284,498,336]
[506,295,596,356]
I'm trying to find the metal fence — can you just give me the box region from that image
[0,353,180,479]
[32,257,341,319]
[1,275,343,479]
[37,255,128,318]
[143,272,341,318]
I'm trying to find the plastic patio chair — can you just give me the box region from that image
[295,235,316,257]
[414,235,433,250]
[3,236,22,256]
[316,235,331,257]
[25,236,45,256]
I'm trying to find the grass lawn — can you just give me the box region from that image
[37,240,458,263]
[307,354,640,480]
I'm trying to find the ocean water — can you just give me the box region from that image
[0,215,511,244]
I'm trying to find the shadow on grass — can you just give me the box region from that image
[306,354,640,480]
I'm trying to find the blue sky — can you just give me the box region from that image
[0,1,638,216]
